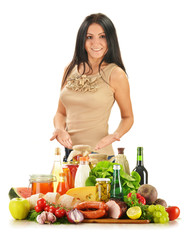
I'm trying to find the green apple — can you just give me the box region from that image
[9,198,30,220]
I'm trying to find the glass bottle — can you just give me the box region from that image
[51,147,63,192]
[133,147,148,185]
[110,164,123,200]
[74,157,91,188]
[56,172,69,195]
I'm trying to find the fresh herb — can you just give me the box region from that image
[85,161,141,195]
[26,210,41,222]
[52,217,70,224]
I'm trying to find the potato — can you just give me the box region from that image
[154,198,167,208]
[137,184,158,205]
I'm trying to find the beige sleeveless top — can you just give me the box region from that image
[60,63,118,155]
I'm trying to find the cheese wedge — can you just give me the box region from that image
[66,186,96,202]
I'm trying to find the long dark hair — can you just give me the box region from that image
[61,13,126,88]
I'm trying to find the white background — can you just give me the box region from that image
[0,0,189,239]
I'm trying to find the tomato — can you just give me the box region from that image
[166,206,180,221]
[35,205,43,213]
[127,193,146,205]
[48,206,56,214]
[44,205,50,212]
[37,198,47,210]
[55,208,66,218]
[138,196,146,205]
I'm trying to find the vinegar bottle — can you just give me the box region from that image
[133,147,148,185]
[51,147,63,192]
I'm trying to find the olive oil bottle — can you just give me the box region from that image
[51,147,63,192]
[133,147,148,185]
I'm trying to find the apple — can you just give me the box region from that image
[9,198,30,220]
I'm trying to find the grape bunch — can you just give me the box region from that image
[147,205,169,223]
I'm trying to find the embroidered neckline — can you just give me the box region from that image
[66,73,100,92]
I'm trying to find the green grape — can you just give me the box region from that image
[155,211,162,218]
[162,211,169,217]
[159,216,167,224]
[148,205,155,213]
[153,217,160,223]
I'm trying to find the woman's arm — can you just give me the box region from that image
[95,67,134,151]
[50,99,72,149]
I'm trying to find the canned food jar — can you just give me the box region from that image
[29,174,56,195]
[95,178,111,202]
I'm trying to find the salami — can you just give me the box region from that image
[74,201,107,219]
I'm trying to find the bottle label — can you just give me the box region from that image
[137,155,142,161]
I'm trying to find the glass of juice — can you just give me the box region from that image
[29,174,56,195]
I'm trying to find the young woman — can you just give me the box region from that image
[50,13,134,158]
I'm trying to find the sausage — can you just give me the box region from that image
[74,201,107,219]
[75,201,107,210]
[79,209,106,219]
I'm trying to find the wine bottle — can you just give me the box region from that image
[133,147,148,185]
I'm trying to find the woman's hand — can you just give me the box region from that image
[50,129,72,149]
[94,132,120,151]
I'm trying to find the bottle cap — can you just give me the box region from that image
[113,164,121,170]
[118,148,125,154]
[137,147,143,155]
[96,178,110,182]
[55,147,61,155]
[79,156,89,161]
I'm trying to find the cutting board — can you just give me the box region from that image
[83,218,150,224]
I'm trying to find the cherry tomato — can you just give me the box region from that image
[35,205,43,213]
[55,208,66,218]
[37,198,47,210]
[44,205,50,212]
[166,206,180,221]
[48,206,56,214]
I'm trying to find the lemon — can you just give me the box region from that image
[127,206,142,220]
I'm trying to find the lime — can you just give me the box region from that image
[127,206,142,220]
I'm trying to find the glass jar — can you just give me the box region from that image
[95,178,111,202]
[29,174,56,195]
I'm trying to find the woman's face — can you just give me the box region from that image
[85,23,108,62]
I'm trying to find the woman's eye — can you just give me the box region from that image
[100,35,106,39]
[86,36,92,39]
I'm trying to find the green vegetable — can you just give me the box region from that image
[26,210,41,222]
[85,161,140,195]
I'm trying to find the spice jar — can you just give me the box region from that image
[95,178,111,202]
[29,174,56,195]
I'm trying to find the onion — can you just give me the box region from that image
[66,209,84,223]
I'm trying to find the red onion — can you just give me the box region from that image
[66,209,84,223]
